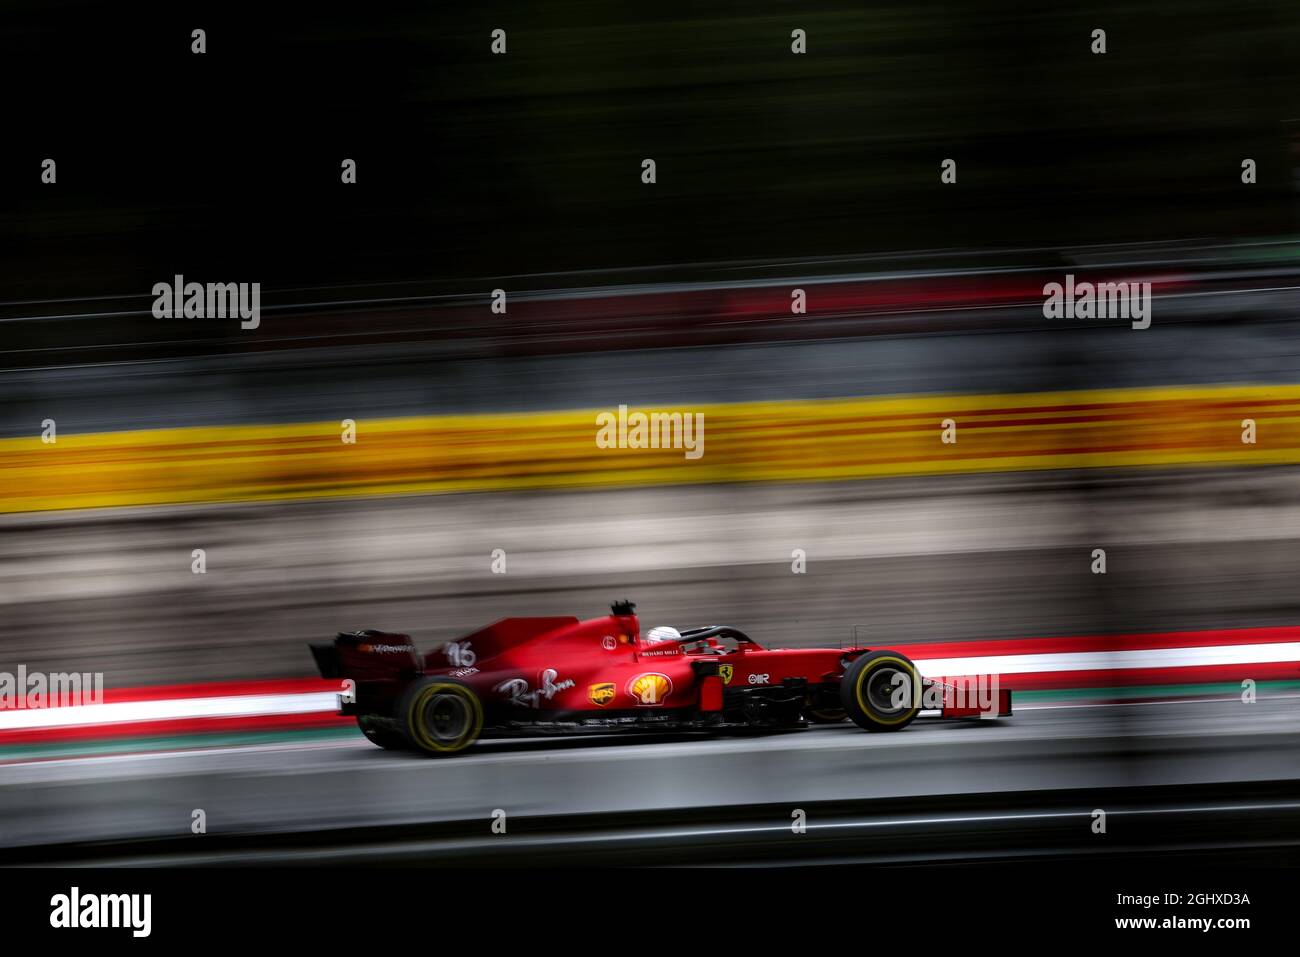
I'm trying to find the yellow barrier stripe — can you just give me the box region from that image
[4,385,1300,513]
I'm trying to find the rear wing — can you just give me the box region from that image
[310,630,420,682]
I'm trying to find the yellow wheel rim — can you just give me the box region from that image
[853,656,920,726]
[407,682,484,753]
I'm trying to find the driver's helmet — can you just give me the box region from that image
[644,625,681,644]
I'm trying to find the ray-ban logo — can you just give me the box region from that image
[1043,274,1151,330]
[152,274,261,329]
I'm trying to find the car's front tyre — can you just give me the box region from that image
[840,650,921,732]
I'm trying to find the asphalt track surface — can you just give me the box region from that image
[2,697,1297,861]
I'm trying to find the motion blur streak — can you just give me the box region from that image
[4,385,1300,511]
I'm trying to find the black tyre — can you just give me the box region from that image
[397,677,484,756]
[356,716,408,751]
[840,650,922,732]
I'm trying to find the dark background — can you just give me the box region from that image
[2,0,1297,300]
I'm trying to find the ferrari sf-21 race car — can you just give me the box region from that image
[309,601,1012,756]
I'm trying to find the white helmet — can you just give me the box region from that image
[645,625,681,644]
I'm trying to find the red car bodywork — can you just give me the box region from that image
[310,602,1012,755]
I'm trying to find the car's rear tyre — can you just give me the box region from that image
[356,715,408,750]
[840,651,921,732]
[398,677,484,756]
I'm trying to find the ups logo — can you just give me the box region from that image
[588,682,616,706]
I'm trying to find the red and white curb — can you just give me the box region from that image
[0,678,349,745]
[2,627,1297,749]
[906,626,1300,690]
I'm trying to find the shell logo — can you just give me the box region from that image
[627,673,673,706]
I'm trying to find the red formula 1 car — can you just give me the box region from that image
[309,601,1012,756]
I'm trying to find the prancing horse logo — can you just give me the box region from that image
[719,665,734,685]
